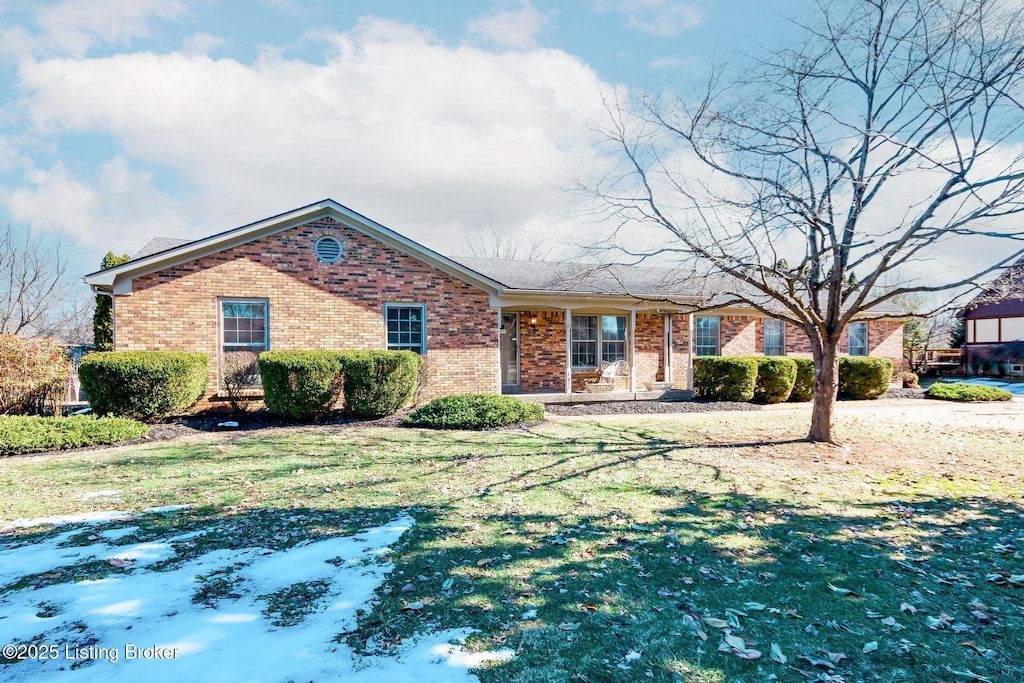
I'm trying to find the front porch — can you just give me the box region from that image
[497,307,694,397]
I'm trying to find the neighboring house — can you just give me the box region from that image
[958,256,1024,376]
[83,199,904,408]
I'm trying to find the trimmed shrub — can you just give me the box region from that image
[0,335,70,416]
[406,394,544,429]
[693,357,758,401]
[340,351,423,418]
[0,415,149,456]
[926,382,1013,402]
[752,357,797,404]
[788,357,816,402]
[838,357,893,399]
[894,370,920,389]
[258,351,345,420]
[79,351,208,420]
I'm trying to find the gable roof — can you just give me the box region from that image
[84,199,505,295]
[960,255,1024,318]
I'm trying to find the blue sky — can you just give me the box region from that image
[0,0,819,280]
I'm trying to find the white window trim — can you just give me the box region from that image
[218,298,270,390]
[384,303,427,354]
[694,316,721,356]
[570,314,627,369]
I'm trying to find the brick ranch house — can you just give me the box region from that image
[84,199,904,409]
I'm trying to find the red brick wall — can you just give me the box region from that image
[867,319,903,367]
[517,310,567,394]
[114,217,498,407]
[634,313,665,388]
[721,315,756,355]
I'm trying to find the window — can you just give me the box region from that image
[221,300,268,353]
[695,316,720,356]
[601,316,627,362]
[221,299,268,387]
[763,319,786,356]
[848,321,868,356]
[571,316,597,367]
[385,304,426,353]
[571,315,627,367]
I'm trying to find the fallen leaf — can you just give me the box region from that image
[900,602,917,614]
[827,582,861,597]
[770,642,787,664]
[798,655,837,670]
[926,613,953,630]
[863,641,878,653]
[944,667,992,682]
[557,621,580,631]
[744,602,768,611]
[702,616,731,630]
[108,558,133,568]
[476,558,493,567]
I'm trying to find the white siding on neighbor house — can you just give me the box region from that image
[975,318,999,343]
[1003,317,1024,341]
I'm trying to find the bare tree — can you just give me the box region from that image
[587,0,1024,442]
[461,225,552,261]
[0,223,86,340]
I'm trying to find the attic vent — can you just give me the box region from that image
[314,236,343,263]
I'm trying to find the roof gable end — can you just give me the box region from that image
[84,199,503,295]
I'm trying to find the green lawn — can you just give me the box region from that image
[2,411,1022,682]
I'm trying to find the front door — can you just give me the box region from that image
[500,313,520,390]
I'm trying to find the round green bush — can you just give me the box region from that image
[751,357,797,404]
[405,394,544,430]
[838,357,893,399]
[0,415,149,456]
[926,382,1013,402]
[340,351,422,418]
[693,357,758,401]
[79,351,209,421]
[788,357,816,402]
[258,351,345,420]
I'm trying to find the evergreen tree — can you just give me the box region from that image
[92,252,130,350]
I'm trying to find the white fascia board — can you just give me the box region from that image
[82,200,503,296]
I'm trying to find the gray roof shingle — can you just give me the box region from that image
[132,237,193,260]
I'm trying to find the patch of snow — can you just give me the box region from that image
[2,511,133,531]
[141,505,189,514]
[78,491,121,501]
[0,515,514,682]
[97,527,139,542]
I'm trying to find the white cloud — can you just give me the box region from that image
[593,0,704,38]
[11,18,619,256]
[0,158,189,252]
[33,0,188,57]
[466,1,551,49]
[182,32,225,56]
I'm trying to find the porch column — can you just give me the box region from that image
[496,307,503,393]
[664,314,672,384]
[564,308,572,394]
[628,309,636,392]
[687,312,695,392]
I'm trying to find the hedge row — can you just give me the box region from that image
[258,350,422,419]
[694,356,893,403]
[80,349,422,421]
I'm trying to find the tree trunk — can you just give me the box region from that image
[808,340,840,443]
